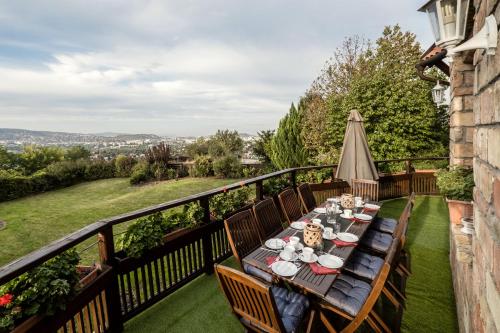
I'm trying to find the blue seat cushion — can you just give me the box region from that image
[271,286,310,333]
[243,263,274,283]
[360,230,393,253]
[343,250,384,280]
[370,217,397,234]
[325,274,372,317]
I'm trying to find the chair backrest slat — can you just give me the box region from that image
[298,183,317,213]
[215,264,285,333]
[278,188,303,225]
[253,198,284,239]
[351,179,379,202]
[224,209,262,268]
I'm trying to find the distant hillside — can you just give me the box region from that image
[0,128,161,143]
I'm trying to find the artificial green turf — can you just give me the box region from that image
[124,196,458,333]
[379,196,458,333]
[123,257,243,333]
[0,177,241,266]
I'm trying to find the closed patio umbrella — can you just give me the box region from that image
[335,110,379,185]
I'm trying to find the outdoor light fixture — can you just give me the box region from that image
[432,81,447,105]
[418,0,498,56]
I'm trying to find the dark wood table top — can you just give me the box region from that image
[242,202,381,298]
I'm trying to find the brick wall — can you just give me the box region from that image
[450,1,500,332]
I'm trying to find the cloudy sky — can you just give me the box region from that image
[0,1,433,136]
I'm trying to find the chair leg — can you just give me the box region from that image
[369,310,393,333]
[366,314,383,333]
[319,310,338,333]
[382,286,402,310]
[306,309,316,333]
[387,281,407,304]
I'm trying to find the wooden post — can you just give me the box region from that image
[290,170,297,190]
[98,226,124,332]
[256,180,264,201]
[405,160,413,196]
[200,197,214,274]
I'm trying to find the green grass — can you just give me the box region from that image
[379,196,458,333]
[124,196,458,333]
[0,177,241,266]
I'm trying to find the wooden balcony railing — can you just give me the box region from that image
[0,157,448,333]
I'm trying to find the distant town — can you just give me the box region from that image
[0,128,259,162]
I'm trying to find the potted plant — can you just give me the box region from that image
[0,250,81,332]
[436,166,474,224]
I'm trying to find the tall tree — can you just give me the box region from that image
[339,25,448,159]
[252,130,274,164]
[208,130,244,158]
[270,103,309,169]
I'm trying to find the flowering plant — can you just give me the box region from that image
[0,294,13,307]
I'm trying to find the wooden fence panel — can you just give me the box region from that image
[379,174,411,199]
[412,171,439,195]
[309,181,350,203]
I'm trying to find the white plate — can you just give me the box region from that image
[322,233,337,240]
[287,242,304,251]
[290,221,307,230]
[353,213,372,221]
[364,203,380,210]
[318,254,344,269]
[271,261,298,277]
[313,207,327,214]
[299,253,318,263]
[337,232,359,243]
[279,251,299,261]
[265,238,286,250]
[339,213,354,219]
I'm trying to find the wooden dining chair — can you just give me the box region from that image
[278,188,303,225]
[215,264,314,333]
[224,209,262,269]
[253,198,284,239]
[351,179,379,202]
[297,183,317,213]
[318,240,398,333]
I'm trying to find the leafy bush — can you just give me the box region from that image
[64,146,91,161]
[192,155,213,177]
[130,161,153,185]
[436,166,474,201]
[0,170,33,201]
[297,169,331,184]
[213,155,242,178]
[115,155,137,177]
[176,165,189,178]
[84,160,115,180]
[263,176,290,196]
[118,204,204,258]
[0,250,80,331]
[117,213,166,258]
[45,160,87,186]
[209,187,252,219]
[242,166,265,178]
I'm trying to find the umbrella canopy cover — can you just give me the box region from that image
[335,110,379,185]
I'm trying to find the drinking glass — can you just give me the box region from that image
[326,203,337,225]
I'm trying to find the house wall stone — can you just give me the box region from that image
[449,1,500,332]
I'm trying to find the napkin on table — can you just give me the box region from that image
[266,256,280,266]
[309,263,340,275]
[332,239,357,247]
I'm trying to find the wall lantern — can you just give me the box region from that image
[432,80,446,105]
[418,0,498,56]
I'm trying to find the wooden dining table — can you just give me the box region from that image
[242,201,381,298]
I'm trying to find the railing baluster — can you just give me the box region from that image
[256,180,263,201]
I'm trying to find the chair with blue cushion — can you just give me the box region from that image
[215,264,314,333]
[317,240,398,333]
[370,192,415,236]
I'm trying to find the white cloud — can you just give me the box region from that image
[0,0,434,135]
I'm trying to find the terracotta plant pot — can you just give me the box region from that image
[446,198,473,224]
[76,265,101,287]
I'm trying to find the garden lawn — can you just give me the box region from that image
[0,177,241,266]
[124,196,458,333]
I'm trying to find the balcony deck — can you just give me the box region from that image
[123,196,458,333]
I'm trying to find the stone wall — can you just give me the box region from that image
[450,1,500,332]
[450,56,475,166]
